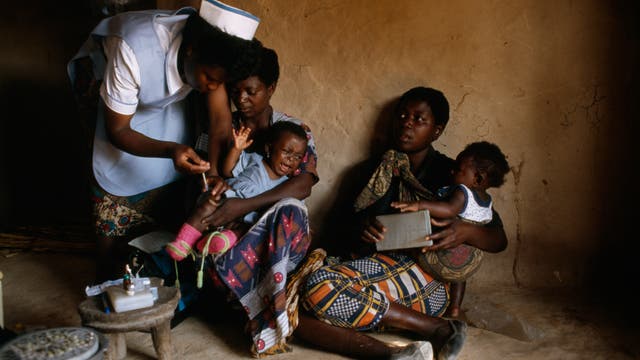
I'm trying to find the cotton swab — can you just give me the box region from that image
[201,173,208,191]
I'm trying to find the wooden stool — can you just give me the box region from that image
[78,279,180,360]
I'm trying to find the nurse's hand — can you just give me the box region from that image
[171,144,210,174]
[203,175,230,193]
[361,217,386,244]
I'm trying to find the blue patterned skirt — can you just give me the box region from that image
[208,198,311,356]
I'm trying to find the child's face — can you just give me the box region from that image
[453,156,478,188]
[268,133,307,177]
[394,99,443,153]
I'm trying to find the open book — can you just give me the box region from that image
[375,210,433,251]
[128,230,175,254]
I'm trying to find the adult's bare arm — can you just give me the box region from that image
[221,146,242,178]
[205,87,232,178]
[425,217,507,253]
[203,172,315,227]
[104,107,210,174]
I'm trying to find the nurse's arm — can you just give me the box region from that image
[205,86,232,177]
[104,106,209,174]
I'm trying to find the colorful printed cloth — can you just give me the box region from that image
[208,198,311,356]
[91,180,186,237]
[353,150,434,212]
[284,248,327,331]
[302,252,449,330]
[91,184,155,237]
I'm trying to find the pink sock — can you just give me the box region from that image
[166,223,202,261]
[196,229,238,255]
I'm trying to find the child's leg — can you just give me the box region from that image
[165,223,203,261]
[186,190,221,232]
[195,229,239,255]
[166,189,221,261]
[446,281,466,317]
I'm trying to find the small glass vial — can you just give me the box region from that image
[123,264,135,296]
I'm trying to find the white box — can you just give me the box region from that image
[106,286,154,313]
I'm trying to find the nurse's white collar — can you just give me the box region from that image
[166,34,190,95]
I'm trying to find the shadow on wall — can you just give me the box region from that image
[368,99,397,160]
[0,0,159,231]
[314,98,399,257]
[0,78,92,229]
[585,0,640,326]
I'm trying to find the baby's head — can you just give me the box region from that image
[454,141,510,190]
[265,121,308,177]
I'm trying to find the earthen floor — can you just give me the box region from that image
[1,251,638,359]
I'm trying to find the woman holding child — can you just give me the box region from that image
[188,46,319,356]
[292,86,508,360]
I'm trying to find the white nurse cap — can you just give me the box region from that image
[199,0,260,40]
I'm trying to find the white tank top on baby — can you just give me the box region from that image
[457,184,493,224]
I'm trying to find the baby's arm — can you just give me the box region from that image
[391,188,466,219]
[221,126,253,178]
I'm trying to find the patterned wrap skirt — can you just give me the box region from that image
[90,179,187,238]
[302,252,450,331]
[208,198,312,357]
[91,185,156,238]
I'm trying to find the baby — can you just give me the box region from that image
[392,141,510,317]
[166,120,309,261]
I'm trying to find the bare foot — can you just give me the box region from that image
[390,341,434,360]
[187,191,221,232]
[431,320,467,360]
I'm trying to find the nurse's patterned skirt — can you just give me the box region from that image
[90,179,187,238]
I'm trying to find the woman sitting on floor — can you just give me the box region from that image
[294,86,508,360]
